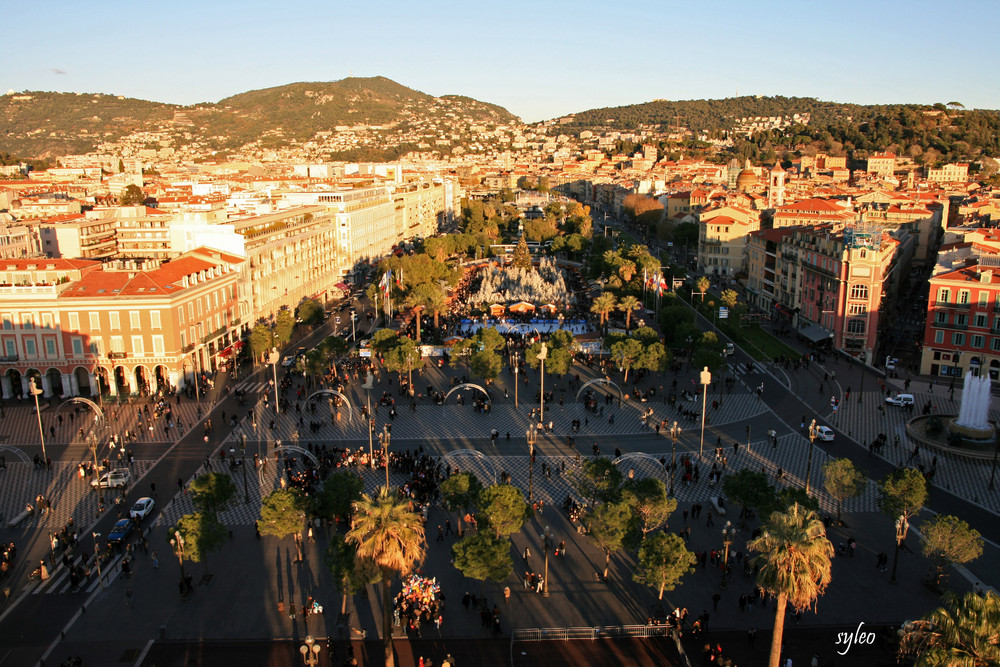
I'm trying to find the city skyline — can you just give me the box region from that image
[4,0,999,123]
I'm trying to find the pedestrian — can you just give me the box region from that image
[504,586,511,604]
[437,525,444,542]
[712,593,720,611]
[747,627,757,647]
[706,510,714,526]
[126,585,133,608]
[152,551,159,568]
[445,519,453,535]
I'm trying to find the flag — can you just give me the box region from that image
[380,271,391,295]
[396,268,403,287]
[644,267,648,286]
[657,278,664,297]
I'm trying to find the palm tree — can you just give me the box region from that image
[347,487,427,667]
[618,260,637,284]
[425,284,448,332]
[618,295,642,331]
[748,503,834,667]
[899,591,1000,666]
[590,293,617,328]
[695,276,710,302]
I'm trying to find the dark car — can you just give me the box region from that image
[108,518,134,544]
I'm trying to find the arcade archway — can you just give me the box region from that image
[443,383,492,405]
[46,368,63,397]
[442,449,497,485]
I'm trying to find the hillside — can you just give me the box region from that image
[0,77,520,159]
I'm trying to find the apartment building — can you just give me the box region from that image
[697,206,760,277]
[926,163,969,183]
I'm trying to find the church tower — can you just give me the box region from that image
[768,163,786,208]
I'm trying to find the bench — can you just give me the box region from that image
[709,496,727,516]
[7,507,32,528]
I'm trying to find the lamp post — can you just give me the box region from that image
[240,432,249,503]
[806,419,818,495]
[29,378,47,463]
[890,514,909,585]
[537,342,548,427]
[699,367,711,460]
[541,525,553,598]
[381,424,391,489]
[299,635,321,666]
[170,530,186,580]
[92,531,104,589]
[526,425,537,502]
[512,351,519,409]
[721,521,736,589]
[363,372,374,465]
[350,309,357,342]
[858,350,865,404]
[668,421,681,497]
[268,348,281,416]
[187,350,201,403]
[89,434,105,508]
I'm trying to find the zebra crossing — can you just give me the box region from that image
[31,550,125,596]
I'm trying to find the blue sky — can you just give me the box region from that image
[5,0,998,122]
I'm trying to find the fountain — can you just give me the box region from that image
[946,372,996,451]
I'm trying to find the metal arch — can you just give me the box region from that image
[442,449,498,484]
[443,383,493,405]
[272,443,320,468]
[575,377,623,402]
[306,389,355,422]
[0,445,31,464]
[612,452,667,478]
[57,397,106,430]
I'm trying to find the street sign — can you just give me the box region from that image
[719,307,729,319]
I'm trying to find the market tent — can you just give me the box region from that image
[797,323,832,343]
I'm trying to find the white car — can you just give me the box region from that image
[724,343,735,356]
[91,468,131,489]
[281,355,295,367]
[885,394,914,407]
[129,497,155,521]
[814,426,835,441]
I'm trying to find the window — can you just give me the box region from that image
[131,336,144,355]
[952,333,965,346]
[850,284,869,300]
[24,338,37,356]
[22,313,33,329]
[152,335,164,356]
[90,339,102,355]
[938,288,950,303]
[993,338,1000,352]
[935,331,944,343]
[847,318,866,334]
[44,338,56,356]
[180,331,186,348]
[972,335,985,348]
[935,311,948,324]
[41,313,53,329]
[975,314,988,328]
[959,290,970,304]
[68,312,80,331]
[979,292,989,307]
[4,340,15,357]
[849,303,866,315]
[72,338,84,356]
[89,313,100,330]
[130,311,141,329]
[1,315,10,330]
[957,314,968,326]
[109,312,120,330]
[177,307,184,325]
[150,311,161,329]
[111,337,124,353]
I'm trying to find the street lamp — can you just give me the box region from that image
[381,424,391,488]
[526,425,537,502]
[170,530,186,580]
[268,348,281,416]
[92,531,104,589]
[512,351,519,409]
[699,367,711,460]
[363,372,374,465]
[890,514,909,585]
[541,525,553,598]
[806,419,818,495]
[350,309,357,342]
[240,432,249,503]
[299,635,321,666]
[537,342,548,427]
[29,378,47,463]
[858,350,866,404]
[668,421,681,497]
[720,521,736,589]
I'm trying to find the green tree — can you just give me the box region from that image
[695,276,710,302]
[921,515,984,586]
[172,511,227,576]
[590,293,617,327]
[584,499,633,581]
[259,488,307,562]
[748,503,834,667]
[822,458,865,525]
[623,477,676,539]
[274,309,295,345]
[617,295,642,331]
[898,590,1000,667]
[249,323,275,363]
[188,472,237,516]
[511,235,532,270]
[880,468,928,582]
[325,533,380,616]
[723,469,776,519]
[610,338,644,383]
[477,483,531,540]
[774,487,820,514]
[313,470,365,523]
[321,335,348,359]
[404,283,435,343]
[470,348,503,383]
[347,487,426,667]
[634,531,696,599]
[440,472,484,537]
[575,457,623,506]
[120,183,145,205]
[525,329,577,377]
[301,349,326,378]
[451,532,513,600]
[296,298,325,327]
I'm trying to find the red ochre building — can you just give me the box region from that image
[0,247,243,400]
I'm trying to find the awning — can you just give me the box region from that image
[335,282,350,292]
[797,324,832,343]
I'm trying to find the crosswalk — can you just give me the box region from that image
[32,550,125,595]
[234,379,272,395]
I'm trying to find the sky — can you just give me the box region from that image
[4,0,999,123]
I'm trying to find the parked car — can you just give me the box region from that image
[91,468,131,489]
[885,393,915,407]
[815,426,835,441]
[281,355,295,367]
[129,497,155,521]
[108,518,134,544]
[724,343,735,356]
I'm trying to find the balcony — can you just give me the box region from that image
[202,326,227,344]
[0,354,18,362]
[935,301,970,310]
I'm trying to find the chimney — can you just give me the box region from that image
[981,270,993,284]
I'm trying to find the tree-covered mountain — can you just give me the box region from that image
[0,77,520,159]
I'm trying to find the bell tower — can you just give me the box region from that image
[768,163,786,208]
